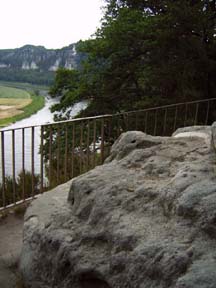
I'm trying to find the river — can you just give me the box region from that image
[0,97,88,178]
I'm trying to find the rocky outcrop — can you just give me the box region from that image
[20,126,216,288]
[0,44,84,84]
[0,43,82,72]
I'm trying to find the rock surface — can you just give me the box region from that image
[0,213,24,288]
[20,126,216,288]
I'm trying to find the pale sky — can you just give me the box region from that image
[0,0,104,49]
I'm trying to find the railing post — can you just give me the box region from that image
[57,126,60,185]
[194,103,199,125]
[135,111,138,130]
[205,100,210,125]
[101,118,105,164]
[153,109,158,136]
[145,111,148,133]
[107,117,111,140]
[31,127,35,197]
[22,128,25,200]
[1,131,5,207]
[64,125,68,181]
[163,109,167,136]
[71,123,75,178]
[40,126,44,193]
[125,113,129,131]
[117,116,121,137]
[80,122,84,173]
[93,119,97,168]
[12,130,16,204]
[49,125,53,188]
[86,120,90,171]
[184,103,188,127]
[173,106,178,133]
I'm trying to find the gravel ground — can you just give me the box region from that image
[0,213,24,288]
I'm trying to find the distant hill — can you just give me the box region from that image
[0,43,83,85]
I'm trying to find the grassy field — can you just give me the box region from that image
[0,85,45,127]
[0,81,49,92]
[0,85,31,99]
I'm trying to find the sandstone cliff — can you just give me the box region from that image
[20,126,216,288]
[0,44,84,84]
[0,44,81,72]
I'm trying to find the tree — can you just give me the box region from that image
[50,0,216,118]
[49,68,86,117]
[45,0,216,184]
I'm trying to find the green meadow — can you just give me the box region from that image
[0,85,31,99]
[0,84,45,127]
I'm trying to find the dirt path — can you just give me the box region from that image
[0,98,32,119]
[0,213,24,288]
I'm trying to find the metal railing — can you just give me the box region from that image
[1,97,216,211]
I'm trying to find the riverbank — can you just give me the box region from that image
[0,99,88,177]
[0,94,45,128]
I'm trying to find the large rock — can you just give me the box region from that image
[20,127,216,288]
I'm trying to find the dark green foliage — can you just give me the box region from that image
[0,68,54,85]
[49,69,84,115]
[44,0,216,186]
[49,0,216,118]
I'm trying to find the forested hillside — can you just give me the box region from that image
[50,0,216,118]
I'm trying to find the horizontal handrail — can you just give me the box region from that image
[124,97,216,115]
[1,97,216,133]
